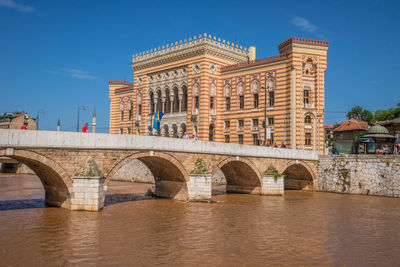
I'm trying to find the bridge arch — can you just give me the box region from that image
[282,160,315,190]
[106,151,189,200]
[212,157,262,194]
[0,149,72,208]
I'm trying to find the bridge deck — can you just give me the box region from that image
[0,129,318,161]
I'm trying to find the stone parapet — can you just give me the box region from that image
[262,175,284,196]
[0,129,319,161]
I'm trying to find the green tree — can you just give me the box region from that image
[347,106,373,123]
[361,109,373,123]
[374,109,388,121]
[347,106,363,120]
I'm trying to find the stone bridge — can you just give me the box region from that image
[0,129,318,211]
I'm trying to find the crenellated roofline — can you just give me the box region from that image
[132,33,249,71]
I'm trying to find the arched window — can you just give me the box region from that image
[224,85,231,111]
[305,115,312,124]
[173,87,179,112]
[182,85,188,111]
[209,124,215,141]
[149,92,154,114]
[165,89,171,113]
[156,90,162,113]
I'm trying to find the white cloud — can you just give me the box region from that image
[45,69,96,80]
[62,69,96,79]
[0,0,35,13]
[291,17,318,32]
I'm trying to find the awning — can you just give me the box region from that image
[395,139,400,144]
[356,137,374,143]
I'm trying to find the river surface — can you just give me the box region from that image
[1,175,400,266]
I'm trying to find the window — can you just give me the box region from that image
[225,120,230,129]
[253,134,258,145]
[138,104,142,115]
[271,133,274,144]
[238,119,244,128]
[129,110,133,121]
[209,124,215,141]
[238,134,244,144]
[121,111,124,121]
[119,128,123,134]
[195,96,200,109]
[305,115,312,124]
[127,127,131,134]
[225,97,231,111]
[239,95,245,110]
[268,92,274,107]
[253,93,259,108]
[268,117,274,126]
[252,118,259,127]
[305,132,312,146]
[225,135,230,143]
[210,97,214,109]
[304,89,310,104]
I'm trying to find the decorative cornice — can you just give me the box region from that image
[278,37,329,50]
[132,33,249,71]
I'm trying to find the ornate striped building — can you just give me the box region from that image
[109,34,328,152]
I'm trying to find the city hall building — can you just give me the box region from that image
[109,34,328,152]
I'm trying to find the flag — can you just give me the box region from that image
[153,112,164,130]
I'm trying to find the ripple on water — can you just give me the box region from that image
[1,176,400,266]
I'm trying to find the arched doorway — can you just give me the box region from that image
[156,90,162,113]
[165,88,171,113]
[182,85,188,111]
[283,163,314,190]
[149,91,154,114]
[173,87,179,112]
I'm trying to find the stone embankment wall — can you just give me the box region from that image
[112,159,227,185]
[317,155,400,198]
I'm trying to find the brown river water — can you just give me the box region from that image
[1,175,400,266]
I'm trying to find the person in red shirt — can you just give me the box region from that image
[21,125,27,130]
[82,123,88,133]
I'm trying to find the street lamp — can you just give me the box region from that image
[77,106,87,132]
[36,110,45,130]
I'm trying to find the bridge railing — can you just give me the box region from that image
[0,129,319,161]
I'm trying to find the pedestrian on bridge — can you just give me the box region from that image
[82,123,88,133]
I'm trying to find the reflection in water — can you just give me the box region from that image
[1,175,400,266]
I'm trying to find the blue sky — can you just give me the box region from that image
[1,0,399,132]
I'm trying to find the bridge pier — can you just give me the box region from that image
[187,174,212,201]
[70,158,105,211]
[261,175,284,196]
[70,175,105,211]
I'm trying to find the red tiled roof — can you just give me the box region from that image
[324,125,334,129]
[220,54,287,72]
[115,85,133,94]
[109,81,131,85]
[333,118,370,132]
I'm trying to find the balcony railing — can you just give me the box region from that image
[304,103,315,109]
